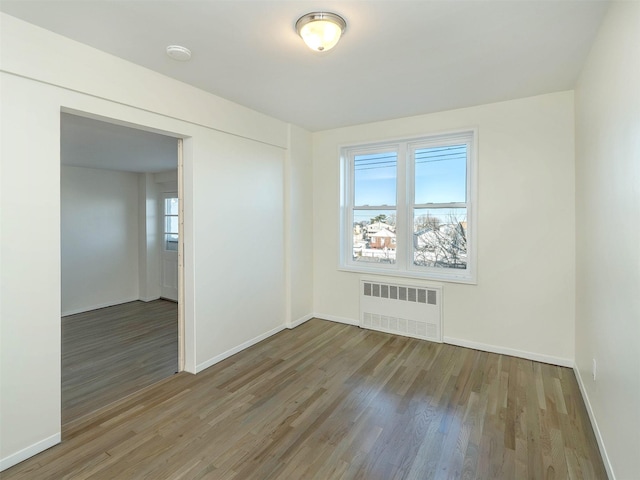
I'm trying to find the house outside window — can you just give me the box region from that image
[340,129,477,283]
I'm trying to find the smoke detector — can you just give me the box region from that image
[166,45,192,61]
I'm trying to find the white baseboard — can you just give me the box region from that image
[287,314,314,329]
[309,317,572,367]
[61,297,140,316]
[313,313,359,326]
[195,325,286,373]
[573,366,615,480]
[139,296,161,303]
[443,336,573,367]
[0,432,60,472]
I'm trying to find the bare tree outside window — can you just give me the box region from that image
[413,212,467,269]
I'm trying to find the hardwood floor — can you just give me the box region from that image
[5,319,606,479]
[62,299,178,424]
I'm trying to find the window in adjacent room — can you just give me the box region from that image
[164,196,179,251]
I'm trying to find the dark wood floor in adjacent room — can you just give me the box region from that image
[62,299,178,425]
[6,319,606,479]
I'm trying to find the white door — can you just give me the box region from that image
[161,194,179,301]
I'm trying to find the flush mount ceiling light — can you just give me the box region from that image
[166,45,192,61]
[295,12,346,52]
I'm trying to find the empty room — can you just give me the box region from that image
[0,1,637,479]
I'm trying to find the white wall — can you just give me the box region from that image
[138,171,178,302]
[138,172,161,302]
[312,92,576,365]
[1,67,62,471]
[574,2,640,478]
[0,13,295,470]
[190,129,285,372]
[61,166,140,315]
[287,125,314,326]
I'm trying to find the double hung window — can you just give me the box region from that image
[164,196,179,251]
[340,130,476,283]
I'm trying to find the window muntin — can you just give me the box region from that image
[341,130,476,283]
[164,196,179,251]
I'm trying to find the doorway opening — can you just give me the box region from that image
[60,112,185,427]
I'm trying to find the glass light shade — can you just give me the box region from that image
[296,12,346,52]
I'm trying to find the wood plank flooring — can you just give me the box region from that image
[5,319,606,479]
[62,300,178,424]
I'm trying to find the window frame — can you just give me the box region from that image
[339,128,478,284]
[163,193,180,252]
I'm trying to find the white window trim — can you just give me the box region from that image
[339,128,478,284]
[162,192,180,252]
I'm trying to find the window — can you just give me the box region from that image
[164,196,179,251]
[340,130,476,283]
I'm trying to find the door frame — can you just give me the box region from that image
[177,138,185,371]
[60,109,187,380]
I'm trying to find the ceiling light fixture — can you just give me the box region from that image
[295,12,346,52]
[166,45,192,61]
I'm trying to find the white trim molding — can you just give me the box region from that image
[305,317,573,367]
[195,325,285,373]
[443,336,574,368]
[0,433,61,472]
[61,297,140,317]
[573,366,615,480]
[287,314,314,329]
[313,313,359,327]
[139,296,161,303]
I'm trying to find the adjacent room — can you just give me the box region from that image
[60,113,180,424]
[0,1,637,479]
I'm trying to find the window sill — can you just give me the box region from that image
[338,264,477,285]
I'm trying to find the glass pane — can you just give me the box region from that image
[165,216,179,234]
[165,197,179,215]
[413,208,467,269]
[414,144,466,204]
[354,152,397,206]
[352,209,396,264]
[165,234,178,251]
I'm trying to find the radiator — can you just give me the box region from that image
[360,279,442,342]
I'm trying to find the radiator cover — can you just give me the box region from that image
[360,279,443,342]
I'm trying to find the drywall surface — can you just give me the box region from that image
[190,128,286,370]
[0,14,285,148]
[61,166,140,315]
[287,125,314,325]
[0,13,288,469]
[312,92,576,365]
[575,2,640,478]
[0,73,63,471]
[138,172,161,302]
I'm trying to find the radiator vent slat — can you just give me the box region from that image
[428,290,437,305]
[360,280,442,343]
[408,288,416,302]
[390,286,398,299]
[418,289,426,304]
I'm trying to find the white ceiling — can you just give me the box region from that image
[2,1,610,131]
[61,113,178,173]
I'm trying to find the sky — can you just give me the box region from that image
[353,144,467,226]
